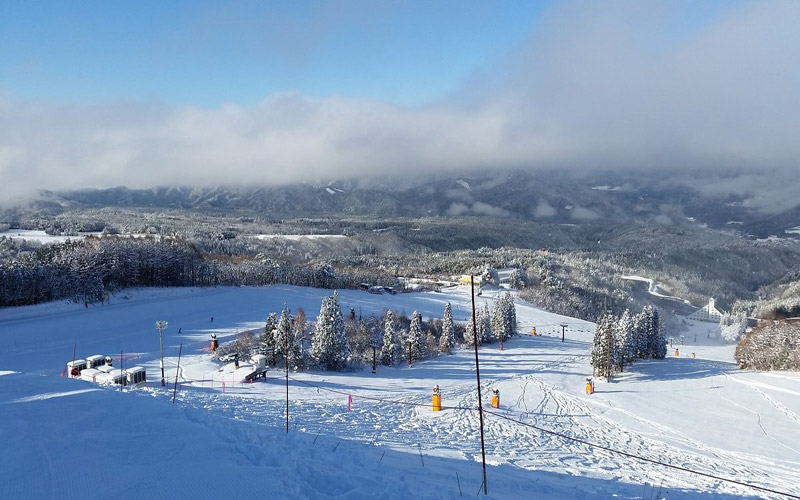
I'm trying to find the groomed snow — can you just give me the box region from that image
[1,286,798,499]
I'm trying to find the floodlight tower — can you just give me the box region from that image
[156,321,168,387]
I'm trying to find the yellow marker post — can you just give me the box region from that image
[491,389,500,408]
[531,327,536,337]
[432,385,442,412]
[585,377,594,395]
[674,349,679,357]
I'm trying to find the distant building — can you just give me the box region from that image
[458,276,481,286]
[688,298,724,323]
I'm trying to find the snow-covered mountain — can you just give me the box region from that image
[14,170,800,239]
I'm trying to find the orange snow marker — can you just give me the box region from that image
[432,385,442,412]
[585,377,594,395]
[674,349,679,357]
[531,327,536,337]
[491,389,500,408]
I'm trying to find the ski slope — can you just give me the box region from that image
[1,285,798,500]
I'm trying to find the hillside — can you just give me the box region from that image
[1,286,798,499]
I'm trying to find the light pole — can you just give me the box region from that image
[156,321,168,387]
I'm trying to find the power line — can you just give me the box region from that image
[483,409,800,500]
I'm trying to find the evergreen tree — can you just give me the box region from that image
[293,307,308,368]
[616,309,636,370]
[380,310,398,365]
[633,308,649,359]
[273,303,292,362]
[504,292,517,336]
[492,296,508,344]
[648,308,667,359]
[464,312,477,347]
[439,303,455,354]
[591,313,615,378]
[260,312,278,364]
[311,291,350,370]
[479,302,492,344]
[409,310,423,362]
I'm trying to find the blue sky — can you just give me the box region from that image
[0,1,798,207]
[0,0,547,107]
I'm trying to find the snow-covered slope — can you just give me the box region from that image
[1,286,798,499]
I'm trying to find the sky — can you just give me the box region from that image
[1,0,799,211]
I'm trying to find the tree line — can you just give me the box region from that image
[735,320,800,371]
[0,235,398,308]
[591,305,667,379]
[216,291,518,372]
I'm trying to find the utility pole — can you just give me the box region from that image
[470,275,488,495]
[155,321,168,387]
[285,327,289,434]
[173,343,182,403]
[560,323,567,343]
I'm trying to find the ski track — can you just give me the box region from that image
[163,349,799,499]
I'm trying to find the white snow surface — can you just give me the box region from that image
[621,275,693,305]
[1,285,798,499]
[253,234,347,240]
[0,229,103,243]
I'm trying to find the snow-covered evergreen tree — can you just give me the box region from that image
[380,310,398,365]
[439,303,455,354]
[504,292,517,336]
[643,306,666,359]
[273,303,292,362]
[479,302,492,344]
[293,307,308,368]
[616,309,635,370]
[260,312,278,364]
[632,308,649,359]
[492,295,508,343]
[409,310,423,362]
[311,291,350,370]
[464,312,477,347]
[591,313,615,378]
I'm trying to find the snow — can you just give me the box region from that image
[253,234,347,241]
[0,229,103,243]
[325,187,336,194]
[1,285,798,499]
[786,226,800,235]
[621,275,692,305]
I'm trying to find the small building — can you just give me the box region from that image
[458,276,481,286]
[126,366,147,385]
[85,355,106,369]
[80,368,101,383]
[687,298,724,323]
[67,359,87,378]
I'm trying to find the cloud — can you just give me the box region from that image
[1,1,798,210]
[570,206,600,221]
[533,200,557,218]
[472,202,509,217]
